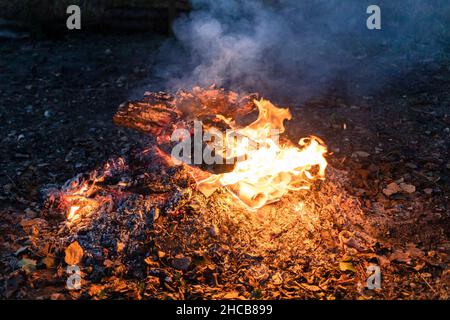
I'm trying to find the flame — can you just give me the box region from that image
[197,98,328,210]
[55,158,127,224]
[67,205,81,221]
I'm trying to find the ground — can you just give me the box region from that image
[0,34,449,299]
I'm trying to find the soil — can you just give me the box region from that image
[0,33,448,299]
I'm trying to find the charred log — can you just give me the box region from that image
[113,86,258,135]
[113,86,258,174]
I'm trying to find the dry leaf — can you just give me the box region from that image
[223,291,240,299]
[88,284,105,297]
[144,256,159,267]
[299,283,322,292]
[117,242,125,253]
[389,250,411,264]
[339,261,356,272]
[42,256,55,269]
[103,259,114,268]
[65,241,84,265]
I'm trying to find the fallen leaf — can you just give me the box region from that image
[299,283,322,292]
[65,241,84,265]
[145,276,161,291]
[104,259,114,268]
[144,256,159,267]
[389,250,412,264]
[50,293,64,300]
[339,261,356,272]
[42,256,55,269]
[88,284,105,297]
[172,254,191,271]
[223,291,240,299]
[117,242,125,253]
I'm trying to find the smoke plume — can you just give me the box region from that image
[154,0,449,103]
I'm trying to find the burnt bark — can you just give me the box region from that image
[113,86,258,136]
[113,87,259,174]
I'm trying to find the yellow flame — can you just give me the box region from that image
[197,98,328,210]
[67,205,81,222]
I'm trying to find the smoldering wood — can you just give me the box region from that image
[113,87,258,135]
[113,87,259,174]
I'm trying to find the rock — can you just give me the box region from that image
[399,183,416,194]
[25,208,37,218]
[18,258,36,273]
[172,254,191,271]
[64,241,84,265]
[405,163,418,169]
[352,151,370,158]
[382,182,401,196]
[423,188,433,195]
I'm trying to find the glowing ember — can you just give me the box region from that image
[196,98,328,210]
[54,158,126,224]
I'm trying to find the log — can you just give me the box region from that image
[113,92,180,137]
[113,86,258,136]
[113,86,259,175]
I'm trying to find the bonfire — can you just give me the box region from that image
[56,86,328,222]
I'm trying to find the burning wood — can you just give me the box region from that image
[114,86,328,210]
[30,86,335,300]
[113,86,257,137]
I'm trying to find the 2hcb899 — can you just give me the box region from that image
[220,304,273,315]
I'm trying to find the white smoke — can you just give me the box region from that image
[155,0,449,103]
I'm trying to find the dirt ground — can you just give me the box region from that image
[0,34,449,299]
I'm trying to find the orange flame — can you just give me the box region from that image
[197,98,328,210]
[58,158,126,224]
